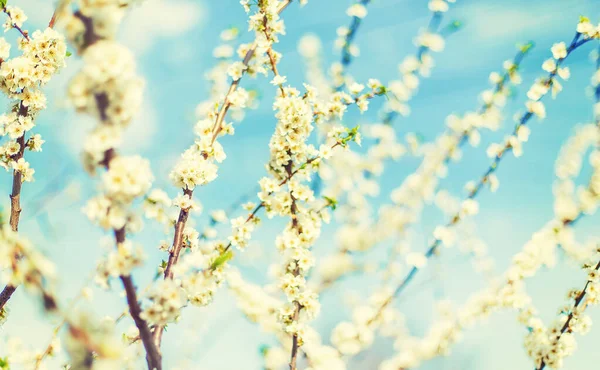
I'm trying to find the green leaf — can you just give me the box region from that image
[0,357,9,370]
[440,19,463,35]
[323,196,338,210]
[517,41,535,54]
[154,260,168,279]
[210,250,233,270]
[450,20,462,30]
[0,0,7,9]
[65,51,72,57]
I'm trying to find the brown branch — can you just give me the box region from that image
[152,188,193,347]
[48,0,72,29]
[0,0,80,310]
[99,146,162,370]
[0,104,29,311]
[267,48,285,96]
[2,7,29,41]
[289,299,301,370]
[94,93,161,369]
[34,274,94,369]
[284,158,303,370]
[0,6,64,308]
[9,136,25,231]
[537,259,600,370]
[120,270,162,369]
[261,7,285,96]
[0,285,16,311]
[73,11,101,48]
[162,188,193,280]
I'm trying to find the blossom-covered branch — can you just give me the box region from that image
[62,1,161,368]
[0,7,67,311]
[148,0,297,350]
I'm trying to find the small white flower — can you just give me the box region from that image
[557,67,570,80]
[542,58,557,72]
[461,199,479,216]
[227,61,247,80]
[406,252,428,268]
[526,100,546,119]
[551,42,567,60]
[428,0,449,12]
[346,4,368,18]
[271,75,287,86]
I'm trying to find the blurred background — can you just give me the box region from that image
[2,0,600,369]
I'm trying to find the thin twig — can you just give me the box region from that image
[209,0,293,145]
[2,6,29,40]
[0,103,29,310]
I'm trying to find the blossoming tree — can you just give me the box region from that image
[1,0,600,369]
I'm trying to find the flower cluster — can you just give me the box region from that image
[95,241,145,288]
[69,40,145,171]
[64,0,154,235]
[576,17,600,39]
[318,3,462,278]
[330,287,405,355]
[525,256,600,369]
[228,269,281,332]
[222,87,380,255]
[262,88,324,352]
[140,280,187,326]
[3,6,27,34]
[379,281,532,369]
[0,22,67,179]
[554,124,600,220]
[142,189,173,225]
[172,247,227,306]
[84,156,152,232]
[383,1,457,117]
[63,313,126,369]
[229,268,344,370]
[332,0,371,89]
[0,222,55,297]
[170,146,220,190]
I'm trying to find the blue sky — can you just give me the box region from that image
[3,0,600,369]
